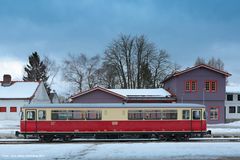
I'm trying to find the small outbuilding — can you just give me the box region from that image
[225,85,240,122]
[69,86,175,103]
[0,74,51,120]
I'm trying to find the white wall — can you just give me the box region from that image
[225,93,240,120]
[0,100,29,120]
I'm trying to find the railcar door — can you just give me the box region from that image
[191,109,202,133]
[25,109,37,133]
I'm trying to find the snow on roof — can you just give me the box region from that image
[108,88,171,97]
[0,82,39,99]
[226,84,240,93]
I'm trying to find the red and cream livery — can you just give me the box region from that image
[18,103,209,141]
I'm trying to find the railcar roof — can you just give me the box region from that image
[22,103,205,109]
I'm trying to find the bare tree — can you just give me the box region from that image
[194,57,206,66]
[62,53,101,92]
[62,54,87,92]
[194,57,224,70]
[208,57,224,70]
[43,56,59,88]
[102,34,176,89]
[98,62,120,89]
[86,55,101,89]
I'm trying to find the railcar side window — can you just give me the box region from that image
[161,110,177,120]
[86,110,102,120]
[51,110,68,120]
[26,111,36,120]
[144,110,161,120]
[38,110,46,120]
[128,110,143,120]
[192,110,201,120]
[68,110,85,120]
[182,110,190,119]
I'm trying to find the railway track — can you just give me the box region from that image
[1,137,240,144]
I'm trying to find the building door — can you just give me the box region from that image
[25,109,37,133]
[191,109,202,133]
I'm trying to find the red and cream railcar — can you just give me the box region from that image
[18,103,209,141]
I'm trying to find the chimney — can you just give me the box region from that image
[2,74,12,86]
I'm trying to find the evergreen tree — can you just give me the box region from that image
[23,52,51,95]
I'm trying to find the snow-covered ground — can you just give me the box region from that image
[0,120,240,159]
[0,142,240,160]
[0,121,19,137]
[208,121,240,134]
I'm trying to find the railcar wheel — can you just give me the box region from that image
[158,135,168,141]
[39,135,54,142]
[62,135,72,142]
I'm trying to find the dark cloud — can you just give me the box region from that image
[0,0,240,82]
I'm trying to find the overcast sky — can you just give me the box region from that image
[0,0,240,94]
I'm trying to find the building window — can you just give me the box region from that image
[0,107,6,112]
[211,81,216,92]
[205,81,210,91]
[185,80,197,92]
[186,81,190,91]
[238,106,240,113]
[205,81,217,92]
[192,81,197,91]
[10,107,17,112]
[229,106,236,113]
[238,95,240,101]
[227,94,233,101]
[210,107,219,120]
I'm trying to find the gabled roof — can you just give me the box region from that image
[0,81,40,100]
[70,86,172,100]
[70,86,126,99]
[162,64,231,83]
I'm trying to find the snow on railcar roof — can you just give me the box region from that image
[22,103,205,108]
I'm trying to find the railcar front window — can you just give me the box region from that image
[38,110,46,120]
[26,111,36,120]
[192,111,201,120]
[162,110,177,120]
[182,110,190,119]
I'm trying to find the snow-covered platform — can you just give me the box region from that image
[0,142,240,160]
